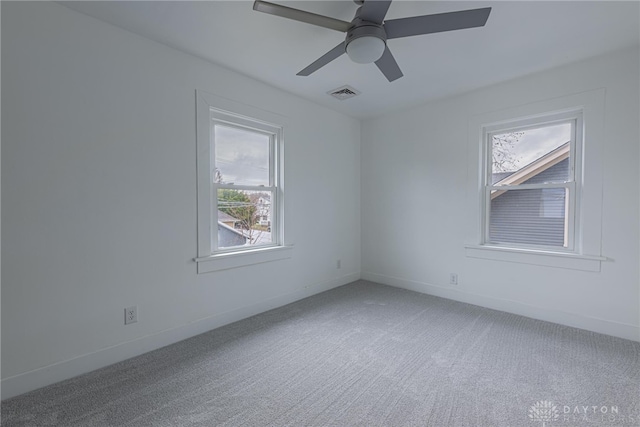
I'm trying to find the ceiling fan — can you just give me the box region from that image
[253,0,491,82]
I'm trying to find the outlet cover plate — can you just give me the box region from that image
[125,306,138,325]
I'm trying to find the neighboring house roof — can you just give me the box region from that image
[491,142,569,200]
[217,220,246,238]
[491,172,514,184]
[217,210,241,223]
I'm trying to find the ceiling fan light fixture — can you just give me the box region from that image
[346,36,385,64]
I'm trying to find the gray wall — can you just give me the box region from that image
[1,1,361,398]
[362,47,639,341]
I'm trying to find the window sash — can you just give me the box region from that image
[485,118,577,185]
[484,182,575,251]
[212,185,278,253]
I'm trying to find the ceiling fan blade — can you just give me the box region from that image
[253,1,351,32]
[358,0,392,25]
[374,46,403,82]
[297,42,347,76]
[384,7,491,39]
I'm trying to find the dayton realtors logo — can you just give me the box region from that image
[529,401,559,427]
[528,401,633,425]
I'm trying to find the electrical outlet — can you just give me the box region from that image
[449,273,458,285]
[336,259,341,269]
[124,306,138,325]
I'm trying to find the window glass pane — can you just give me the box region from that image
[214,124,270,186]
[491,122,572,185]
[217,189,274,249]
[489,188,568,247]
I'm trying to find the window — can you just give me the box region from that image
[213,121,278,251]
[195,91,291,273]
[465,89,606,271]
[483,112,581,251]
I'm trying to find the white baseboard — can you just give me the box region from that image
[361,271,640,342]
[1,272,360,400]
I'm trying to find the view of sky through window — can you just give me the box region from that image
[214,124,270,186]
[492,122,571,174]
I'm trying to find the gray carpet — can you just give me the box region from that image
[2,280,639,426]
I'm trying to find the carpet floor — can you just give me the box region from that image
[2,280,639,426]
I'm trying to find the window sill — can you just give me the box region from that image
[195,245,293,274]
[464,244,606,272]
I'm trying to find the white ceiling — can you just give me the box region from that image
[59,1,639,119]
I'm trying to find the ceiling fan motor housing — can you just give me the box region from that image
[345,22,387,63]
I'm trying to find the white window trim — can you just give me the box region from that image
[195,90,292,273]
[465,89,606,271]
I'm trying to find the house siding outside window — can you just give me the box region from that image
[489,158,569,246]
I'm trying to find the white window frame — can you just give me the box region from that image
[465,89,606,271]
[481,111,581,252]
[195,91,292,273]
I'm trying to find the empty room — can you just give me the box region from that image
[1,1,639,426]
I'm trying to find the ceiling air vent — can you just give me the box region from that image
[328,85,361,101]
